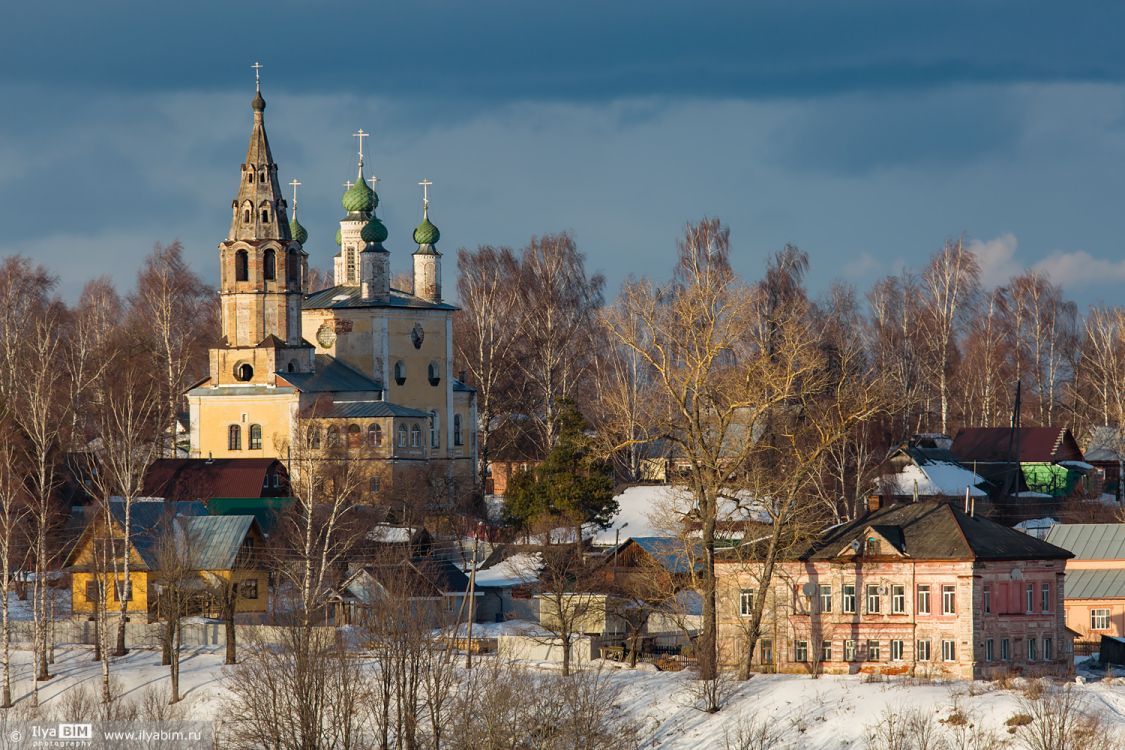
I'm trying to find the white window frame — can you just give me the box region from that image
[942,584,956,615]
[983,585,991,614]
[1026,583,1035,614]
[1043,637,1053,660]
[842,584,856,614]
[1040,583,1051,613]
[821,641,832,662]
[866,585,880,614]
[891,584,905,614]
[819,584,832,613]
[739,590,755,617]
[867,640,881,661]
[985,639,994,661]
[794,640,808,662]
[1001,638,1011,660]
[844,639,857,661]
[890,639,903,661]
[917,584,930,615]
[1027,638,1037,661]
[941,639,956,662]
[1091,608,1110,631]
[916,639,931,661]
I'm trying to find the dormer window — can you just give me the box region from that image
[865,537,880,556]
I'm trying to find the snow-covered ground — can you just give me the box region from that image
[3,645,1124,748]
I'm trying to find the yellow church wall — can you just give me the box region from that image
[190,391,298,460]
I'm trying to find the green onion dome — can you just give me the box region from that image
[335,228,342,246]
[361,216,388,244]
[412,216,440,246]
[341,179,375,214]
[289,216,308,245]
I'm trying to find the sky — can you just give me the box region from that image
[3,1,1125,307]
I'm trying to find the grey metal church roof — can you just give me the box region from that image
[303,285,457,311]
[318,400,430,419]
[1064,568,1125,600]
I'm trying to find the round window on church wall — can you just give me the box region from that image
[234,363,254,382]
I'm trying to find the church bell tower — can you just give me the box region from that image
[210,64,314,386]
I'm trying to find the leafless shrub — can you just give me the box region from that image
[1014,686,1120,750]
[865,705,942,750]
[724,713,782,750]
[137,684,185,722]
[450,659,639,750]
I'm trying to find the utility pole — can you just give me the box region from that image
[465,532,480,669]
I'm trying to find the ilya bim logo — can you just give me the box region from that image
[57,724,94,740]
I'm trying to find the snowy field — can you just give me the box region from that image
[1,646,1124,748]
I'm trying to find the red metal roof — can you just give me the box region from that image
[950,427,1083,463]
[142,458,289,501]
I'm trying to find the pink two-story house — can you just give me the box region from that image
[717,500,1074,679]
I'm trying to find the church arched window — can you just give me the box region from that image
[234,362,253,381]
[430,411,440,448]
[327,426,340,448]
[454,414,463,447]
[428,361,441,386]
[368,424,382,447]
[394,360,406,386]
[307,427,321,450]
[228,425,241,451]
[246,168,254,184]
[347,424,362,448]
[397,424,408,448]
[287,360,297,373]
[261,205,270,223]
[263,249,276,280]
[259,169,266,183]
[410,423,422,448]
[243,208,251,224]
[249,424,262,450]
[235,250,249,282]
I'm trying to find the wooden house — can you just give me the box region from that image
[68,501,268,617]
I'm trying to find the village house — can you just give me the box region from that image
[142,457,291,501]
[327,557,476,627]
[876,439,990,503]
[68,501,268,618]
[951,426,1090,499]
[1043,523,1125,646]
[717,500,1074,679]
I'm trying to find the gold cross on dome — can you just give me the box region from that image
[251,62,263,91]
[289,179,301,206]
[418,178,432,209]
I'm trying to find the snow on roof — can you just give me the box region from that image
[366,525,416,544]
[880,463,988,498]
[1060,460,1095,471]
[590,485,770,545]
[474,553,543,588]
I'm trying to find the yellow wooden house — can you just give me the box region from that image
[69,501,268,617]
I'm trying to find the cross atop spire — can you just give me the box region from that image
[252,61,263,92]
[344,180,354,190]
[353,129,368,167]
[289,178,301,206]
[419,178,433,217]
[368,175,380,191]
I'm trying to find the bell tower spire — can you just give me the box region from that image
[211,64,312,386]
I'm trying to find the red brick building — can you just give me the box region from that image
[717,501,1074,679]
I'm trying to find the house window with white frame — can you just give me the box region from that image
[842,584,856,614]
[891,584,905,614]
[1027,638,1037,661]
[916,639,931,661]
[1043,637,1053,660]
[867,640,881,661]
[941,639,956,662]
[739,590,755,617]
[983,585,991,614]
[821,641,832,662]
[1001,638,1010,660]
[1040,583,1051,612]
[1091,608,1110,630]
[819,584,832,613]
[794,640,808,662]
[942,584,956,615]
[890,639,903,661]
[986,639,994,661]
[1026,583,1035,613]
[844,639,857,661]
[917,584,930,615]
[866,585,881,614]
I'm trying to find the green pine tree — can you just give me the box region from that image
[504,400,616,537]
